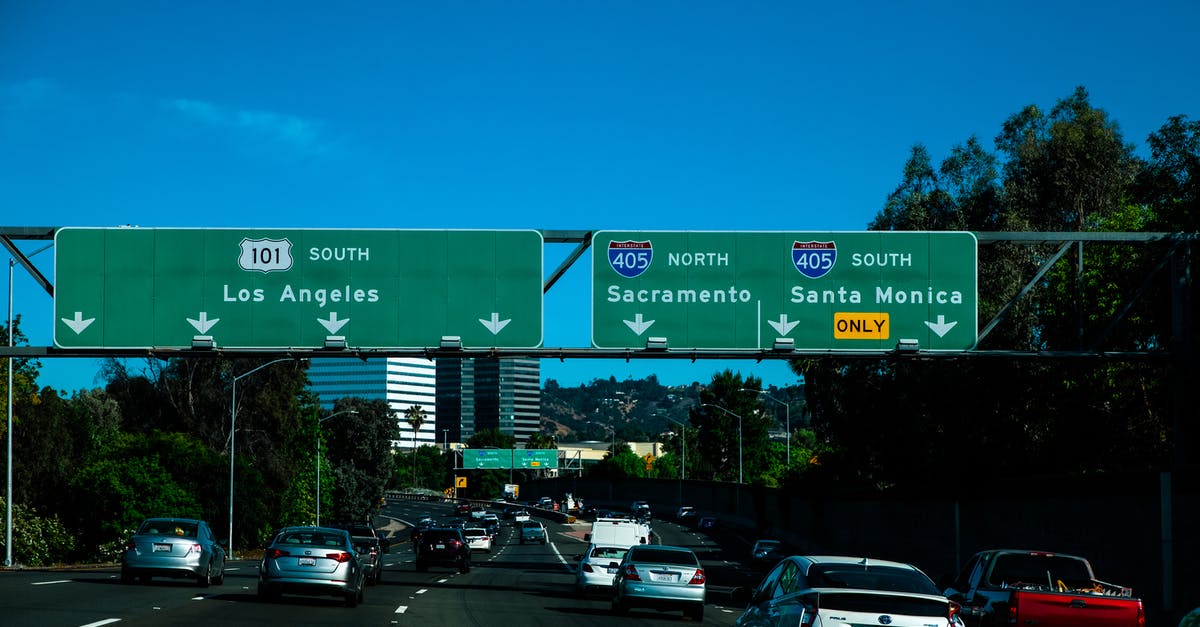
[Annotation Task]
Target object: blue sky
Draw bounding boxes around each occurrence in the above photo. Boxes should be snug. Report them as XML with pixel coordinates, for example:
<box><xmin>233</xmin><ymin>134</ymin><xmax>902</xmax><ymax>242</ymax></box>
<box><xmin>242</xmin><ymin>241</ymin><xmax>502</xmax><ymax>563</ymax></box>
<box><xmin>2</xmin><ymin>1</ymin><xmax>1197</xmax><ymax>392</ymax></box>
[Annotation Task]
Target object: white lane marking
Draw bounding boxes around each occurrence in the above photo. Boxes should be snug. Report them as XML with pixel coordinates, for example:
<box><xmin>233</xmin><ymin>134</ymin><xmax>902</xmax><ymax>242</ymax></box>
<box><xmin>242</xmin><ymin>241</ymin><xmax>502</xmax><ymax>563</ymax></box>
<box><xmin>32</xmin><ymin>580</ymin><xmax>70</xmax><ymax>585</ymax></box>
<box><xmin>224</xmin><ymin>567</ymin><xmax>241</xmax><ymax>571</ymax></box>
<box><xmin>80</xmin><ymin>620</ymin><xmax>122</xmax><ymax>627</ymax></box>
<box><xmin>416</xmin><ymin>588</ymin><xmax>428</xmax><ymax>594</ymax></box>
<box><xmin>437</xmin><ymin>578</ymin><xmax>449</xmax><ymax>583</ymax></box>
<box><xmin>548</xmin><ymin>540</ymin><xmax>572</xmax><ymax>572</ymax></box>
<box><xmin>395</xmin><ymin>606</ymin><xmax>408</xmax><ymax>614</ymax></box>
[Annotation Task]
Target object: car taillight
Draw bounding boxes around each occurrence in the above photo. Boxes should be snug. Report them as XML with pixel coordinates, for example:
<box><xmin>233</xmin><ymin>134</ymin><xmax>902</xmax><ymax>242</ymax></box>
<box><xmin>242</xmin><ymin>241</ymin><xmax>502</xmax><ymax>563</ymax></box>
<box><xmin>623</xmin><ymin>564</ymin><xmax>641</xmax><ymax>581</ymax></box>
<box><xmin>266</xmin><ymin>548</ymin><xmax>290</xmax><ymax>559</ymax></box>
<box><xmin>1136</xmin><ymin>600</ymin><xmax>1145</xmax><ymax>627</ymax></box>
<box><xmin>581</xmin><ymin>563</ymin><xmax>594</xmax><ymax>573</ymax></box>
<box><xmin>688</xmin><ymin>568</ymin><xmax>706</xmax><ymax>585</ymax></box>
<box><xmin>187</xmin><ymin>543</ymin><xmax>202</xmax><ymax>555</ymax></box>
<box><xmin>327</xmin><ymin>552</ymin><xmax>353</xmax><ymax>563</ymax></box>
<box><xmin>948</xmin><ymin>601</ymin><xmax>961</xmax><ymax>623</ymax></box>
<box><xmin>124</xmin><ymin>540</ymin><xmax>137</xmax><ymax>551</ymax></box>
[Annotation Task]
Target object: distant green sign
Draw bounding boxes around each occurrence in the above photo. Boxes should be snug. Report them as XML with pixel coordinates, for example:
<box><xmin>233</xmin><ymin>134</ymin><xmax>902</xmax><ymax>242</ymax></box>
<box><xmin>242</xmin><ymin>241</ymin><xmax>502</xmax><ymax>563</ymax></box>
<box><xmin>462</xmin><ymin>449</ymin><xmax>513</xmax><ymax>469</ymax></box>
<box><xmin>461</xmin><ymin>449</ymin><xmax>558</xmax><ymax>469</ymax></box>
<box><xmin>592</xmin><ymin>230</ymin><xmax>977</xmax><ymax>351</ymax></box>
<box><xmin>515</xmin><ymin>449</ymin><xmax>558</xmax><ymax>469</ymax></box>
<box><xmin>54</xmin><ymin>227</ymin><xmax>543</xmax><ymax>350</ymax></box>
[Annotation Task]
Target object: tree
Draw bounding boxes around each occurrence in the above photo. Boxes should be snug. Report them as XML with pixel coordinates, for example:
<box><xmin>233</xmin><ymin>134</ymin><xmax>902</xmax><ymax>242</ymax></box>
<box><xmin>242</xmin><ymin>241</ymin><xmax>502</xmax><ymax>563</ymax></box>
<box><xmin>324</xmin><ymin>398</ymin><xmax>399</xmax><ymax>521</ymax></box>
<box><xmin>689</xmin><ymin>370</ymin><xmax>771</xmax><ymax>483</ymax></box>
<box><xmin>403</xmin><ymin>403</ymin><xmax>427</xmax><ymax>485</ymax></box>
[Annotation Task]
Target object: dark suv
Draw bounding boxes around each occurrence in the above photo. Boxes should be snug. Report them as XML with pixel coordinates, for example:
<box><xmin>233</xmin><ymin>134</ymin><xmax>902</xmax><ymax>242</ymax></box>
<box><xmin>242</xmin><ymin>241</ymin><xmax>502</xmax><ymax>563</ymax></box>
<box><xmin>325</xmin><ymin>521</ymin><xmax>389</xmax><ymax>585</ymax></box>
<box><xmin>415</xmin><ymin>528</ymin><xmax>471</xmax><ymax>573</ymax></box>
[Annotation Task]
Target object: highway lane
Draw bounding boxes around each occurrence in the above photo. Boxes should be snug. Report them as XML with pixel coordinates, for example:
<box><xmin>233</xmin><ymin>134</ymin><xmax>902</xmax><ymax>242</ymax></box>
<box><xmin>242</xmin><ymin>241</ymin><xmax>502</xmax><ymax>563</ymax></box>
<box><xmin>0</xmin><ymin>499</ymin><xmax>756</xmax><ymax>626</ymax></box>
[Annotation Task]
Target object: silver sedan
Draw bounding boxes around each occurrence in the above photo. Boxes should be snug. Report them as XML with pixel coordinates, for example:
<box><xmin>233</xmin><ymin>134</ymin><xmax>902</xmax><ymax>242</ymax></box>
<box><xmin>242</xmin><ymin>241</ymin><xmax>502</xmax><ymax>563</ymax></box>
<box><xmin>258</xmin><ymin>526</ymin><xmax>367</xmax><ymax>607</ymax></box>
<box><xmin>120</xmin><ymin>517</ymin><xmax>226</xmax><ymax>586</ymax></box>
<box><xmin>611</xmin><ymin>544</ymin><xmax>706</xmax><ymax>621</ymax></box>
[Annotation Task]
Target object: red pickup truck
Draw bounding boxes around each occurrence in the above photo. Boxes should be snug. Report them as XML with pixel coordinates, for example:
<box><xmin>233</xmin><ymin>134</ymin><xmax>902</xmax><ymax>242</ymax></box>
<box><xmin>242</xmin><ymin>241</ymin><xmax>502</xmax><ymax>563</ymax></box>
<box><xmin>942</xmin><ymin>549</ymin><xmax>1144</xmax><ymax>627</ymax></box>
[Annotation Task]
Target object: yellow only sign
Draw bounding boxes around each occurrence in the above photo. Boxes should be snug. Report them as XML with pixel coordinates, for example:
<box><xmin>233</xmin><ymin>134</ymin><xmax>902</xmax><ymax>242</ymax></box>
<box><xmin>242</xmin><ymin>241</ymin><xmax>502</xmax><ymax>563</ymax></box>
<box><xmin>833</xmin><ymin>312</ymin><xmax>890</xmax><ymax>339</ymax></box>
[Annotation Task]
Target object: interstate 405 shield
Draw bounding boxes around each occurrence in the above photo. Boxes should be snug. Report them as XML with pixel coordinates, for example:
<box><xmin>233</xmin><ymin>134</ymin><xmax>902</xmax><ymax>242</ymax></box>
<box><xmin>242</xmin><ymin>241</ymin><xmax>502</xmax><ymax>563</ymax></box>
<box><xmin>591</xmin><ymin>230</ymin><xmax>977</xmax><ymax>351</ymax></box>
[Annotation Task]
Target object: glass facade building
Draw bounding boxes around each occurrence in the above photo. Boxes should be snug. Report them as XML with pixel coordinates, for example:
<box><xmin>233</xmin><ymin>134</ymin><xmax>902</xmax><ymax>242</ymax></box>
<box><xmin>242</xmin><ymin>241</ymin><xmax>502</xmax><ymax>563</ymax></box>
<box><xmin>307</xmin><ymin>357</ymin><xmax>438</xmax><ymax>449</ymax></box>
<box><xmin>308</xmin><ymin>357</ymin><xmax>540</xmax><ymax>448</ymax></box>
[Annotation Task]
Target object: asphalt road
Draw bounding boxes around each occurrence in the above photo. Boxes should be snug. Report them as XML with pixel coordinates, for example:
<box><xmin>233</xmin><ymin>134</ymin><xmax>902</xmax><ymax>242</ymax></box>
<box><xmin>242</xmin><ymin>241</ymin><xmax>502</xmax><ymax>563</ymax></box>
<box><xmin>0</xmin><ymin>500</ymin><xmax>766</xmax><ymax>626</ymax></box>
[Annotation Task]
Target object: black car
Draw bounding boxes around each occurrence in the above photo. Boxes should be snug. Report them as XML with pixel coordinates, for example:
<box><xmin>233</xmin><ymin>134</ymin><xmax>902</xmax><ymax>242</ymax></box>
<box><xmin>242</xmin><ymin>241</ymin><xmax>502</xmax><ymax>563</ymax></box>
<box><xmin>410</xmin><ymin>518</ymin><xmax>437</xmax><ymax>544</ymax></box>
<box><xmin>325</xmin><ymin>521</ymin><xmax>389</xmax><ymax>585</ymax></box>
<box><xmin>415</xmin><ymin>528</ymin><xmax>471</xmax><ymax>573</ymax></box>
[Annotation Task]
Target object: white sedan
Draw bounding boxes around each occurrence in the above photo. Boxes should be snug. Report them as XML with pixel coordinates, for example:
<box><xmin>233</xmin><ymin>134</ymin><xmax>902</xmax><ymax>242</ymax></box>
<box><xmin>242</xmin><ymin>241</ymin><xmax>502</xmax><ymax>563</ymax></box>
<box><xmin>462</xmin><ymin>527</ymin><xmax>492</xmax><ymax>553</ymax></box>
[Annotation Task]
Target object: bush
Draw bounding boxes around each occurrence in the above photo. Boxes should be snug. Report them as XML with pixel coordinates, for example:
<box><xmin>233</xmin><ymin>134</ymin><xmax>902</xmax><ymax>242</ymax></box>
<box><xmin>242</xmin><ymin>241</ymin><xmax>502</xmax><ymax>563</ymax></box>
<box><xmin>0</xmin><ymin>498</ymin><xmax>76</xmax><ymax>566</ymax></box>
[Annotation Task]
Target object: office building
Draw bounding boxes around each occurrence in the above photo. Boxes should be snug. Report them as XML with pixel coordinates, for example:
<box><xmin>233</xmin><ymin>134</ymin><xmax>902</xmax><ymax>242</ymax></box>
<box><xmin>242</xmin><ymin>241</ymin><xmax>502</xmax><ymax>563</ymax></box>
<box><xmin>308</xmin><ymin>356</ymin><xmax>540</xmax><ymax>448</ymax></box>
<box><xmin>307</xmin><ymin>357</ymin><xmax>438</xmax><ymax>449</ymax></box>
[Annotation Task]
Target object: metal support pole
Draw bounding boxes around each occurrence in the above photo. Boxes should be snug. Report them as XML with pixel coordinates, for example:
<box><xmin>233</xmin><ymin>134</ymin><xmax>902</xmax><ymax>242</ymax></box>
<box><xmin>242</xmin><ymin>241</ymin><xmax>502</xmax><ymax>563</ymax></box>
<box><xmin>228</xmin><ymin>377</ymin><xmax>236</xmax><ymax>556</ymax></box>
<box><xmin>5</xmin><ymin>259</ymin><xmax>13</xmax><ymax>567</ymax></box>
<box><xmin>229</xmin><ymin>358</ymin><xmax>295</xmax><ymax>559</ymax></box>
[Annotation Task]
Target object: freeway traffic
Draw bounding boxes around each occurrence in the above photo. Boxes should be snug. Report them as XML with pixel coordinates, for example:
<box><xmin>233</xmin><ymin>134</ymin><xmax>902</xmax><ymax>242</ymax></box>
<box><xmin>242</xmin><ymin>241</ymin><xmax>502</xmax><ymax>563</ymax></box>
<box><xmin>0</xmin><ymin>498</ymin><xmax>759</xmax><ymax>626</ymax></box>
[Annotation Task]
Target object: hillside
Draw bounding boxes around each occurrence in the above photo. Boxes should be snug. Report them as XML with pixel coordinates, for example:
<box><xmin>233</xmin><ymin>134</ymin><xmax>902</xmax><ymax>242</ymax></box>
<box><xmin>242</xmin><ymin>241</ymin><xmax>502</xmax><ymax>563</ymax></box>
<box><xmin>541</xmin><ymin>375</ymin><xmax>803</xmax><ymax>443</ymax></box>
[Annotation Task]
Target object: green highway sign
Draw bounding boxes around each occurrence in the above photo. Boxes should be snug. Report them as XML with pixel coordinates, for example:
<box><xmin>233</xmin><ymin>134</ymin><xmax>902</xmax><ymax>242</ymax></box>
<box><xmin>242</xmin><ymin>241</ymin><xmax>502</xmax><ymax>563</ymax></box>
<box><xmin>515</xmin><ymin>449</ymin><xmax>558</xmax><ymax>469</ymax></box>
<box><xmin>592</xmin><ymin>230</ymin><xmax>977</xmax><ymax>351</ymax></box>
<box><xmin>462</xmin><ymin>449</ymin><xmax>513</xmax><ymax>469</ymax></box>
<box><xmin>54</xmin><ymin>228</ymin><xmax>543</xmax><ymax>349</ymax></box>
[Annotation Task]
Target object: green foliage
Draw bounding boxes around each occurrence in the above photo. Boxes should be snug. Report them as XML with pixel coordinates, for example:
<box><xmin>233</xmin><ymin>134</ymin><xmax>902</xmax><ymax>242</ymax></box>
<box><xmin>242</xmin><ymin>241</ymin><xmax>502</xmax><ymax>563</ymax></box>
<box><xmin>69</xmin><ymin>439</ymin><xmax>202</xmax><ymax>556</ymax></box>
<box><xmin>325</xmin><ymin>398</ymin><xmax>400</xmax><ymax>521</ymax></box>
<box><xmin>0</xmin><ymin>497</ymin><xmax>75</xmax><ymax>566</ymax></box>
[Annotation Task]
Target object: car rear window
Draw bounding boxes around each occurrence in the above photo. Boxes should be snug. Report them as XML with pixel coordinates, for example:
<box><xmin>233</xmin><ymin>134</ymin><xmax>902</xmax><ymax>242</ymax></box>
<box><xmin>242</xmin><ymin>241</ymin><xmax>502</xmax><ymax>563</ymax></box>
<box><xmin>139</xmin><ymin>521</ymin><xmax>197</xmax><ymax>538</ymax></box>
<box><xmin>591</xmin><ymin>547</ymin><xmax>628</xmax><ymax>560</ymax></box>
<box><xmin>630</xmin><ymin>548</ymin><xmax>698</xmax><ymax>566</ymax></box>
<box><xmin>278</xmin><ymin>531</ymin><xmax>346</xmax><ymax>547</ymax></box>
<box><xmin>808</xmin><ymin>564</ymin><xmax>940</xmax><ymax>595</ymax></box>
<box><xmin>987</xmin><ymin>553</ymin><xmax>1092</xmax><ymax>587</ymax></box>
<box><xmin>424</xmin><ymin>530</ymin><xmax>460</xmax><ymax>542</ymax></box>
<box><xmin>464</xmin><ymin>529</ymin><xmax>486</xmax><ymax>537</ymax></box>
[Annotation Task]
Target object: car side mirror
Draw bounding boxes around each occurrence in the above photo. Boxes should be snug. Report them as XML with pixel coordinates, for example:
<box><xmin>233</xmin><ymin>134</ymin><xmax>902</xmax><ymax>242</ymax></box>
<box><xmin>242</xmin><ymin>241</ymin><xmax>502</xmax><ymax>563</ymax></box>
<box><xmin>730</xmin><ymin>586</ymin><xmax>752</xmax><ymax>607</ymax></box>
<box><xmin>583</xmin><ymin>533</ymin><xmax>591</xmax><ymax>542</ymax></box>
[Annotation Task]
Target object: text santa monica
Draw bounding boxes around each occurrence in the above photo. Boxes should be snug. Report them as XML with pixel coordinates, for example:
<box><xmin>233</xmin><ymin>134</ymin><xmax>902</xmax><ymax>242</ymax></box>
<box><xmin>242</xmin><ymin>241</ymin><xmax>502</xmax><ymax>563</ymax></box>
<box><xmin>790</xmin><ymin>285</ymin><xmax>963</xmax><ymax>304</ymax></box>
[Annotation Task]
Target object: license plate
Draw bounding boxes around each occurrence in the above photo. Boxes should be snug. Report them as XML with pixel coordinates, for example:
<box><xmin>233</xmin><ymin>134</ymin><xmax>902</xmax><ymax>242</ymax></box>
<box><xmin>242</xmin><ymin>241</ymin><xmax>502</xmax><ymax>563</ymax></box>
<box><xmin>436</xmin><ymin>544</ymin><xmax>446</xmax><ymax>549</ymax></box>
<box><xmin>606</xmin><ymin>567</ymin><xmax>618</xmax><ymax>574</ymax></box>
<box><xmin>153</xmin><ymin>543</ymin><xmax>171</xmax><ymax>553</ymax></box>
<box><xmin>299</xmin><ymin>557</ymin><xmax>316</xmax><ymax>566</ymax></box>
<box><xmin>649</xmin><ymin>571</ymin><xmax>679</xmax><ymax>582</ymax></box>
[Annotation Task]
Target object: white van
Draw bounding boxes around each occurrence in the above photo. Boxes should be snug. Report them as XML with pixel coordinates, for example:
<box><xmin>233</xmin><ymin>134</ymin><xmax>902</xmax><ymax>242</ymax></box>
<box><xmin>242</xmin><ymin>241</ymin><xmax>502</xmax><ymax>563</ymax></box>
<box><xmin>584</xmin><ymin>517</ymin><xmax>651</xmax><ymax>549</ymax></box>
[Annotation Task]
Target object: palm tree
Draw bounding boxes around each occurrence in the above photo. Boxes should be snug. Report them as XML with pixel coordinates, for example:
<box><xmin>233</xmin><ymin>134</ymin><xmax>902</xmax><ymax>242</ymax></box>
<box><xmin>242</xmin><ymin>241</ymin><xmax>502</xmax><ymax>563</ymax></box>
<box><xmin>405</xmin><ymin>404</ymin><xmax>427</xmax><ymax>486</ymax></box>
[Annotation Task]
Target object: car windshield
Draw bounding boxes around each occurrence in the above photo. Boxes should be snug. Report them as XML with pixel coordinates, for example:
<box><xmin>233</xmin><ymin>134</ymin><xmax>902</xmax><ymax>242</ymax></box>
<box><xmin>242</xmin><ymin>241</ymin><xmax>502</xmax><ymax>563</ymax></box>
<box><xmin>808</xmin><ymin>564</ymin><xmax>940</xmax><ymax>595</ymax></box>
<box><xmin>630</xmin><ymin>548</ymin><xmax>697</xmax><ymax>566</ymax></box>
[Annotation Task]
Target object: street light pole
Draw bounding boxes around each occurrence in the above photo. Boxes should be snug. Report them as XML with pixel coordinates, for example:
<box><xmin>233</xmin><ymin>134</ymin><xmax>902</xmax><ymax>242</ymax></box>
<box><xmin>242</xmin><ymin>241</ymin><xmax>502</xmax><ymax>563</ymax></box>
<box><xmin>701</xmin><ymin>404</ymin><xmax>742</xmax><ymax>484</ymax></box>
<box><xmin>316</xmin><ymin>410</ymin><xmax>358</xmax><ymax>526</ymax></box>
<box><xmin>229</xmin><ymin>358</ymin><xmax>297</xmax><ymax>558</ymax></box>
<box><xmin>5</xmin><ymin>258</ymin><xmax>12</xmax><ymax>568</ymax></box>
<box><xmin>741</xmin><ymin>388</ymin><xmax>790</xmax><ymax>467</ymax></box>
<box><xmin>665</xmin><ymin>417</ymin><xmax>686</xmax><ymax>508</ymax></box>
<box><xmin>6</xmin><ymin>243</ymin><xmax>52</xmax><ymax>568</ymax></box>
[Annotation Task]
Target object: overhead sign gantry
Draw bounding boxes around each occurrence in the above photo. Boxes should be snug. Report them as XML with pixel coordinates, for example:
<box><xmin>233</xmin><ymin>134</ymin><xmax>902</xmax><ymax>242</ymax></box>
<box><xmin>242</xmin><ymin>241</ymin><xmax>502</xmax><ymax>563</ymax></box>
<box><xmin>591</xmin><ymin>230</ymin><xmax>977</xmax><ymax>351</ymax></box>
